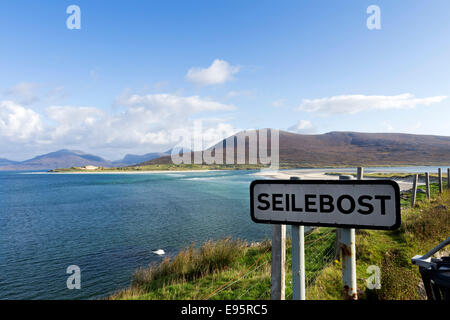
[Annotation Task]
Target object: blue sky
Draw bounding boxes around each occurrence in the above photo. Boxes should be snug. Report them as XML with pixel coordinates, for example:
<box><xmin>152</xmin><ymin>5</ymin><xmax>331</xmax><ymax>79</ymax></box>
<box><xmin>1</xmin><ymin>0</ymin><xmax>450</xmax><ymax>160</ymax></box>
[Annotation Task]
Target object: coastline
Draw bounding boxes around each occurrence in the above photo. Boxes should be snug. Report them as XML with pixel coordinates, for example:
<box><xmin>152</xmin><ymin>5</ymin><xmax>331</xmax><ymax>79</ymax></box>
<box><xmin>33</xmin><ymin>169</ymin><xmax>224</xmax><ymax>175</ymax></box>
<box><xmin>251</xmin><ymin>168</ymin><xmax>416</xmax><ymax>191</ymax></box>
<box><xmin>27</xmin><ymin>166</ymin><xmax>441</xmax><ymax>191</ymax></box>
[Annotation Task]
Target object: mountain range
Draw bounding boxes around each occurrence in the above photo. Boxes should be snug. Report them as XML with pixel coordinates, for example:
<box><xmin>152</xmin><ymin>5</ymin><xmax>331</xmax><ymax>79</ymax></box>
<box><xmin>2</xmin><ymin>130</ymin><xmax>450</xmax><ymax>171</ymax></box>
<box><xmin>0</xmin><ymin>149</ymin><xmax>170</xmax><ymax>171</ymax></box>
<box><xmin>143</xmin><ymin>130</ymin><xmax>450</xmax><ymax>167</ymax></box>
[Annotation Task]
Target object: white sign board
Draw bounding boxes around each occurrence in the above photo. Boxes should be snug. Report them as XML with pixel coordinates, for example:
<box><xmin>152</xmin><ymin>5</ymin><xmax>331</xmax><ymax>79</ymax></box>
<box><xmin>250</xmin><ymin>180</ymin><xmax>400</xmax><ymax>230</ymax></box>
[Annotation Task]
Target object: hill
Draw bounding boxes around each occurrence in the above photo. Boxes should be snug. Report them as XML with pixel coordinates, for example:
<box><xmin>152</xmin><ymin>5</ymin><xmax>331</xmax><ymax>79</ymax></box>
<box><xmin>0</xmin><ymin>149</ymin><xmax>176</xmax><ymax>171</ymax></box>
<box><xmin>112</xmin><ymin>150</ymin><xmax>171</xmax><ymax>166</ymax></box>
<box><xmin>140</xmin><ymin>130</ymin><xmax>450</xmax><ymax>167</ymax></box>
<box><xmin>0</xmin><ymin>149</ymin><xmax>112</xmax><ymax>171</ymax></box>
<box><xmin>0</xmin><ymin>158</ymin><xmax>19</xmax><ymax>166</ymax></box>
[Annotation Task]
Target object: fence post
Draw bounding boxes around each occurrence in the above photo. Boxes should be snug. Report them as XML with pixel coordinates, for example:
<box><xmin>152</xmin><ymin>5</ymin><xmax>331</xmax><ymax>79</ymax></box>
<box><xmin>271</xmin><ymin>224</ymin><xmax>285</xmax><ymax>300</ymax></box>
<box><xmin>448</xmin><ymin>168</ymin><xmax>450</xmax><ymax>189</ymax></box>
<box><xmin>357</xmin><ymin>167</ymin><xmax>364</xmax><ymax>180</ymax></box>
<box><xmin>438</xmin><ymin>168</ymin><xmax>443</xmax><ymax>193</ymax></box>
<box><xmin>411</xmin><ymin>174</ymin><xmax>418</xmax><ymax>207</ymax></box>
<box><xmin>335</xmin><ymin>229</ymin><xmax>341</xmax><ymax>261</ymax></box>
<box><xmin>425</xmin><ymin>172</ymin><xmax>430</xmax><ymax>200</ymax></box>
<box><xmin>339</xmin><ymin>174</ymin><xmax>357</xmax><ymax>300</ymax></box>
<box><xmin>290</xmin><ymin>176</ymin><xmax>305</xmax><ymax>300</ymax></box>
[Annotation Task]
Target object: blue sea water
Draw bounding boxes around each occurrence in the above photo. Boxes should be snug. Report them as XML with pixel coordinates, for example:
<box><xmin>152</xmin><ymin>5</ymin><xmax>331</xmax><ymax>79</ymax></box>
<box><xmin>0</xmin><ymin>170</ymin><xmax>271</xmax><ymax>300</ymax></box>
<box><xmin>0</xmin><ymin>166</ymin><xmax>448</xmax><ymax>300</ymax></box>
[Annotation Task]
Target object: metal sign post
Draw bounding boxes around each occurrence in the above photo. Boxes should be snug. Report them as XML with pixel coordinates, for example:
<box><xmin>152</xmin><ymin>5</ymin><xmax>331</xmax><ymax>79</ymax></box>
<box><xmin>338</xmin><ymin>173</ymin><xmax>358</xmax><ymax>300</ymax></box>
<box><xmin>271</xmin><ymin>224</ymin><xmax>285</xmax><ymax>300</ymax></box>
<box><xmin>340</xmin><ymin>227</ymin><xmax>356</xmax><ymax>299</ymax></box>
<box><xmin>291</xmin><ymin>225</ymin><xmax>305</xmax><ymax>300</ymax></box>
<box><xmin>290</xmin><ymin>176</ymin><xmax>305</xmax><ymax>300</ymax></box>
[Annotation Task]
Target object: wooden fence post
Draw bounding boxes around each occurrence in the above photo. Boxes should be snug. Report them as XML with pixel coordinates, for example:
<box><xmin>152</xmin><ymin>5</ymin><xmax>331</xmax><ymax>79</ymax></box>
<box><xmin>411</xmin><ymin>174</ymin><xmax>418</xmax><ymax>207</ymax></box>
<box><xmin>271</xmin><ymin>224</ymin><xmax>285</xmax><ymax>300</ymax></box>
<box><xmin>448</xmin><ymin>168</ymin><xmax>450</xmax><ymax>189</ymax></box>
<box><xmin>425</xmin><ymin>172</ymin><xmax>430</xmax><ymax>200</ymax></box>
<box><xmin>438</xmin><ymin>168</ymin><xmax>443</xmax><ymax>194</ymax></box>
<box><xmin>357</xmin><ymin>167</ymin><xmax>364</xmax><ymax>180</ymax></box>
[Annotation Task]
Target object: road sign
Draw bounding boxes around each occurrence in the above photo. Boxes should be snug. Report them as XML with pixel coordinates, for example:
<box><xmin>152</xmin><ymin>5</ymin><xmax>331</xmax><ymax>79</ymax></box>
<box><xmin>250</xmin><ymin>180</ymin><xmax>400</xmax><ymax>230</ymax></box>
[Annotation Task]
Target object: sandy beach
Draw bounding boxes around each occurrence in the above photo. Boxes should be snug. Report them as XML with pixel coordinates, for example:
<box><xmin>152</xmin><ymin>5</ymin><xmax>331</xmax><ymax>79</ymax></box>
<box><xmin>252</xmin><ymin>168</ymin><xmax>414</xmax><ymax>191</ymax></box>
<box><xmin>31</xmin><ymin>169</ymin><xmax>222</xmax><ymax>175</ymax></box>
<box><xmin>36</xmin><ymin>167</ymin><xmax>416</xmax><ymax>191</ymax></box>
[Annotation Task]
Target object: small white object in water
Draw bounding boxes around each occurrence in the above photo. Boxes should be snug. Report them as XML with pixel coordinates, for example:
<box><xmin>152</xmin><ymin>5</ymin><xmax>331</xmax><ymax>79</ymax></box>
<box><xmin>152</xmin><ymin>249</ymin><xmax>165</xmax><ymax>256</ymax></box>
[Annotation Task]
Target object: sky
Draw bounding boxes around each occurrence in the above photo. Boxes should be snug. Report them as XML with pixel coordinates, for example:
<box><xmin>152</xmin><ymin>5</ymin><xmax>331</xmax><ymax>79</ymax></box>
<box><xmin>1</xmin><ymin>0</ymin><xmax>450</xmax><ymax>161</ymax></box>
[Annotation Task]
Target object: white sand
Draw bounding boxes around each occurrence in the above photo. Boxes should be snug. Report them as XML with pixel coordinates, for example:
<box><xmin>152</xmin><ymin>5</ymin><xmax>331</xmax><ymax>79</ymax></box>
<box><xmin>252</xmin><ymin>169</ymin><xmax>413</xmax><ymax>191</ymax></box>
<box><xmin>36</xmin><ymin>168</ymin><xmax>414</xmax><ymax>191</ymax></box>
<box><xmin>32</xmin><ymin>169</ymin><xmax>221</xmax><ymax>175</ymax></box>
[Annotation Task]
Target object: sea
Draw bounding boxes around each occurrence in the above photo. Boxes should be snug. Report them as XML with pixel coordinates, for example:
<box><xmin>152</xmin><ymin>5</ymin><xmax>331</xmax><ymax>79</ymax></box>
<box><xmin>0</xmin><ymin>166</ymin><xmax>447</xmax><ymax>299</ymax></box>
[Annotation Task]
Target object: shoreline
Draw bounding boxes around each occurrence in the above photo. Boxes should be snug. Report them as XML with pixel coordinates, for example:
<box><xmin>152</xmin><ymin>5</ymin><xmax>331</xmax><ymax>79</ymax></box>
<box><xmin>30</xmin><ymin>169</ymin><xmax>224</xmax><ymax>175</ymax></box>
<box><xmin>252</xmin><ymin>169</ymin><xmax>417</xmax><ymax>191</ymax></box>
<box><xmin>23</xmin><ymin>167</ymin><xmax>445</xmax><ymax>191</ymax></box>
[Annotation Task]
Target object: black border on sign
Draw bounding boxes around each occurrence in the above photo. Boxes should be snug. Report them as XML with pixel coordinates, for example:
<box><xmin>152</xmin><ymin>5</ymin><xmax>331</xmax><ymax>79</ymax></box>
<box><xmin>250</xmin><ymin>179</ymin><xmax>401</xmax><ymax>230</ymax></box>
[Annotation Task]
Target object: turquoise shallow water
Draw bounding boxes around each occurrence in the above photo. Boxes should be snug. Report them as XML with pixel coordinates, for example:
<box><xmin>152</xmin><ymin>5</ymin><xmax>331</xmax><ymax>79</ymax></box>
<box><xmin>0</xmin><ymin>165</ymin><xmax>448</xmax><ymax>299</ymax></box>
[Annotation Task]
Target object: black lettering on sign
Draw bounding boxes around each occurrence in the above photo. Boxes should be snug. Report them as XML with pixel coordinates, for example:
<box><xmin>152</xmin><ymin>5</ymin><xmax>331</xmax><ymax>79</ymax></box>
<box><xmin>320</xmin><ymin>194</ymin><xmax>334</xmax><ymax>213</ymax></box>
<box><xmin>337</xmin><ymin>195</ymin><xmax>355</xmax><ymax>214</ymax></box>
<box><xmin>291</xmin><ymin>194</ymin><xmax>303</xmax><ymax>212</ymax></box>
<box><xmin>358</xmin><ymin>195</ymin><xmax>374</xmax><ymax>215</ymax></box>
<box><xmin>272</xmin><ymin>194</ymin><xmax>283</xmax><ymax>211</ymax></box>
<box><xmin>304</xmin><ymin>194</ymin><xmax>317</xmax><ymax>212</ymax></box>
<box><xmin>375</xmin><ymin>195</ymin><xmax>391</xmax><ymax>215</ymax></box>
<box><xmin>257</xmin><ymin>193</ymin><xmax>270</xmax><ymax>210</ymax></box>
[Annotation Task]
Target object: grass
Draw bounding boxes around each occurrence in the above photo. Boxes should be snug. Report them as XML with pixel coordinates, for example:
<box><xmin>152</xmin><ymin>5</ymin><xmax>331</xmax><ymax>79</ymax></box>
<box><xmin>400</xmin><ymin>182</ymin><xmax>447</xmax><ymax>207</ymax></box>
<box><xmin>109</xmin><ymin>228</ymin><xmax>337</xmax><ymax>300</ymax></box>
<box><xmin>325</xmin><ymin>172</ymin><xmax>448</xmax><ymax>179</ymax></box>
<box><xmin>108</xmin><ymin>238</ymin><xmax>273</xmax><ymax>300</ymax></box>
<box><xmin>308</xmin><ymin>189</ymin><xmax>450</xmax><ymax>300</ymax></box>
<box><xmin>109</xmin><ymin>188</ymin><xmax>450</xmax><ymax>300</ymax></box>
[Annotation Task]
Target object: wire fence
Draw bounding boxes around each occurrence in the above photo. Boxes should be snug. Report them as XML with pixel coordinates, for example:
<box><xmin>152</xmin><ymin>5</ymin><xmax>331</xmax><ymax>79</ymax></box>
<box><xmin>203</xmin><ymin>227</ymin><xmax>337</xmax><ymax>300</ymax></box>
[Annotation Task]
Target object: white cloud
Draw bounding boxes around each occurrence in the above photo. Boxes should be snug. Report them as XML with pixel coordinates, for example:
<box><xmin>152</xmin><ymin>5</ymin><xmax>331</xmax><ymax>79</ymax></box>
<box><xmin>46</xmin><ymin>106</ymin><xmax>105</xmax><ymax>143</ymax></box>
<box><xmin>186</xmin><ymin>59</ymin><xmax>240</xmax><ymax>86</ymax></box>
<box><xmin>272</xmin><ymin>99</ymin><xmax>286</xmax><ymax>108</ymax></box>
<box><xmin>287</xmin><ymin>120</ymin><xmax>316</xmax><ymax>134</ymax></box>
<box><xmin>0</xmin><ymin>92</ymin><xmax>238</xmax><ymax>160</ymax></box>
<box><xmin>382</xmin><ymin>121</ymin><xmax>394</xmax><ymax>132</ymax></box>
<box><xmin>4</xmin><ymin>82</ymin><xmax>40</xmax><ymax>105</ymax></box>
<box><xmin>0</xmin><ymin>100</ymin><xmax>43</xmax><ymax>140</ymax></box>
<box><xmin>296</xmin><ymin>93</ymin><xmax>447</xmax><ymax>115</ymax></box>
<box><xmin>226</xmin><ymin>90</ymin><xmax>253</xmax><ymax>98</ymax></box>
<box><xmin>117</xmin><ymin>93</ymin><xmax>236</xmax><ymax>114</ymax></box>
